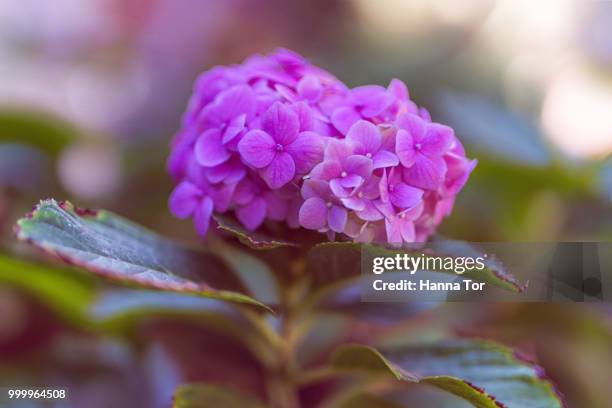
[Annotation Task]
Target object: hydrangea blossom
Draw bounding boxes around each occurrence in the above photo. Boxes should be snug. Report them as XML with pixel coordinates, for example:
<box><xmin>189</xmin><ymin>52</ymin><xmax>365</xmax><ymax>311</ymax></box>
<box><xmin>167</xmin><ymin>48</ymin><xmax>475</xmax><ymax>244</ymax></box>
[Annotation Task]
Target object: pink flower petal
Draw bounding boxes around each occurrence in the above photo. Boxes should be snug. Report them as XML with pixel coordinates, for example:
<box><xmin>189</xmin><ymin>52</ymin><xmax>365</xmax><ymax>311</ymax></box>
<box><xmin>395</xmin><ymin>129</ymin><xmax>416</xmax><ymax>168</ymax></box>
<box><xmin>260</xmin><ymin>152</ymin><xmax>296</xmax><ymax>189</ymax></box>
<box><xmin>388</xmin><ymin>78</ymin><xmax>408</xmax><ymax>100</ymax></box>
<box><xmin>356</xmin><ymin>201</ymin><xmax>384</xmax><ymax>221</ymax></box>
<box><xmin>193</xmin><ymin>196</ymin><xmax>214</xmax><ymax>236</ymax></box>
<box><xmin>331</xmin><ymin>106</ymin><xmax>360</xmax><ymax>134</ymax></box>
<box><xmin>390</xmin><ymin>183</ymin><xmax>423</xmax><ymax>209</ymax></box>
<box><xmin>222</xmin><ymin>114</ymin><xmax>246</xmax><ymax>144</ymax></box>
<box><xmin>400</xmin><ymin>219</ymin><xmax>416</xmax><ymax>242</ymax></box>
<box><xmin>422</xmin><ymin>124</ymin><xmax>454</xmax><ymax>156</ymax></box>
<box><xmin>297</xmin><ymin>75</ymin><xmax>322</xmax><ymax>101</ymax></box>
<box><xmin>195</xmin><ymin>129</ymin><xmax>230</xmax><ymax>167</ymax></box>
<box><xmin>396</xmin><ymin>113</ymin><xmax>427</xmax><ymax>140</ymax></box>
<box><xmin>236</xmin><ymin>196</ymin><xmax>267</xmax><ymax>231</ymax></box>
<box><xmin>238</xmin><ymin>130</ymin><xmax>276</xmax><ymax>168</ymax></box>
<box><xmin>206</xmin><ymin>158</ymin><xmax>246</xmax><ymax>184</ymax></box>
<box><xmin>262</xmin><ymin>102</ymin><xmax>299</xmax><ymax>145</ymax></box>
<box><xmin>328</xmin><ymin>205</ymin><xmax>348</xmax><ymax>233</ymax></box>
<box><xmin>169</xmin><ymin>181</ymin><xmax>201</xmax><ymax>218</ymax></box>
<box><xmin>330</xmin><ymin>178</ymin><xmax>351</xmax><ymax>198</ymax></box>
<box><xmin>403</xmin><ymin>154</ymin><xmax>447</xmax><ymax>190</ymax></box>
<box><xmin>286</xmin><ymin>131</ymin><xmax>324</xmax><ymax>173</ymax></box>
<box><xmin>299</xmin><ymin>197</ymin><xmax>327</xmax><ymax>230</ymax></box>
<box><xmin>346</xmin><ymin>120</ymin><xmax>381</xmax><ymax>155</ymax></box>
<box><xmin>341</xmin><ymin>196</ymin><xmax>366</xmax><ymax>211</ymax></box>
<box><xmin>372</xmin><ymin>150</ymin><xmax>399</xmax><ymax>169</ymax></box>
<box><xmin>385</xmin><ymin>218</ymin><xmax>402</xmax><ymax>243</ymax></box>
<box><xmin>344</xmin><ymin>155</ymin><xmax>373</xmax><ymax>178</ymax></box>
<box><xmin>339</xmin><ymin>173</ymin><xmax>363</xmax><ymax>188</ymax></box>
<box><xmin>301</xmin><ymin>179</ymin><xmax>332</xmax><ymax>201</ymax></box>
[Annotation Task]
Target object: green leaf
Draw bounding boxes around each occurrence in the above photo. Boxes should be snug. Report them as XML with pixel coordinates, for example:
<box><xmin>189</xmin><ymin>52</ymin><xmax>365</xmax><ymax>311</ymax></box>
<box><xmin>0</xmin><ymin>109</ymin><xmax>76</xmax><ymax>157</ymax></box>
<box><xmin>173</xmin><ymin>383</ymin><xmax>266</xmax><ymax>408</ymax></box>
<box><xmin>15</xmin><ymin>199</ymin><xmax>270</xmax><ymax>310</ymax></box>
<box><xmin>331</xmin><ymin>340</ymin><xmax>564</xmax><ymax>408</ymax></box>
<box><xmin>90</xmin><ymin>289</ymin><xmax>250</xmax><ymax>330</ymax></box>
<box><xmin>0</xmin><ymin>254</ymin><xmax>94</xmax><ymax>326</ymax></box>
<box><xmin>213</xmin><ymin>214</ymin><xmax>298</xmax><ymax>250</ymax></box>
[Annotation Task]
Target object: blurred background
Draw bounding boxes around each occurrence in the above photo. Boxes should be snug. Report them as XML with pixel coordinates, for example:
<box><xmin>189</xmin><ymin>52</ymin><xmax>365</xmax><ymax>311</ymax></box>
<box><xmin>0</xmin><ymin>0</ymin><xmax>610</xmax><ymax>407</ymax></box>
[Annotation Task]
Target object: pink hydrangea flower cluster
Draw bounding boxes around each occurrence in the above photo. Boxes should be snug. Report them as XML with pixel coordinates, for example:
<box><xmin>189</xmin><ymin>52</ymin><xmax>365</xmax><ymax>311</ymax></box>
<box><xmin>167</xmin><ymin>49</ymin><xmax>475</xmax><ymax>244</ymax></box>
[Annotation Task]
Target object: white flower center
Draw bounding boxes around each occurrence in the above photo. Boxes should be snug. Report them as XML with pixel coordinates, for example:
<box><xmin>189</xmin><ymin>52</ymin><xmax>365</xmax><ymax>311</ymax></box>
<box><xmin>326</xmin><ymin>201</ymin><xmax>333</xmax><ymax>208</ymax></box>
<box><xmin>341</xmin><ymin>171</ymin><xmax>348</xmax><ymax>177</ymax></box>
<box><xmin>365</xmin><ymin>152</ymin><xmax>372</xmax><ymax>158</ymax></box>
<box><xmin>415</xmin><ymin>143</ymin><xmax>422</xmax><ymax>150</ymax></box>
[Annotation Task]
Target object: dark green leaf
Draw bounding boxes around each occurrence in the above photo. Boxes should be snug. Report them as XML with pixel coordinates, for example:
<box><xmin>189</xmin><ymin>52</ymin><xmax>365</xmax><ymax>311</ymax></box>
<box><xmin>213</xmin><ymin>214</ymin><xmax>298</xmax><ymax>250</ymax></box>
<box><xmin>173</xmin><ymin>383</ymin><xmax>266</xmax><ymax>408</ymax></box>
<box><xmin>331</xmin><ymin>340</ymin><xmax>564</xmax><ymax>408</ymax></box>
<box><xmin>15</xmin><ymin>199</ymin><xmax>269</xmax><ymax>310</ymax></box>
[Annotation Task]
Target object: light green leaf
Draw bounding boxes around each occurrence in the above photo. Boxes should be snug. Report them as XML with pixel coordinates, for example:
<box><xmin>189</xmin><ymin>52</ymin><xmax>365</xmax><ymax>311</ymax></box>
<box><xmin>331</xmin><ymin>340</ymin><xmax>564</xmax><ymax>408</ymax></box>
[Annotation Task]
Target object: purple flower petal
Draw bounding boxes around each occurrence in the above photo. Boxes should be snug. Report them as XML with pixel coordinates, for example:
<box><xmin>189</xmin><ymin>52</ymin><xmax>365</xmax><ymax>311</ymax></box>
<box><xmin>264</xmin><ymin>191</ymin><xmax>289</xmax><ymax>221</ymax></box>
<box><xmin>299</xmin><ymin>197</ymin><xmax>328</xmax><ymax>230</ymax></box>
<box><xmin>344</xmin><ymin>155</ymin><xmax>373</xmax><ymax>178</ymax></box>
<box><xmin>388</xmin><ymin>78</ymin><xmax>408</xmax><ymax>100</ymax></box>
<box><xmin>169</xmin><ymin>181</ymin><xmax>201</xmax><ymax>218</ymax></box>
<box><xmin>372</xmin><ymin>150</ymin><xmax>399</xmax><ymax>169</ymax></box>
<box><xmin>310</xmin><ymin>160</ymin><xmax>342</xmax><ymax>181</ymax></box>
<box><xmin>403</xmin><ymin>154</ymin><xmax>447</xmax><ymax>190</ymax></box>
<box><xmin>346</xmin><ymin>120</ymin><xmax>381</xmax><ymax>154</ymax></box>
<box><xmin>395</xmin><ymin>129</ymin><xmax>416</xmax><ymax>168</ymax></box>
<box><xmin>238</xmin><ymin>130</ymin><xmax>276</xmax><ymax>168</ymax></box>
<box><xmin>193</xmin><ymin>196</ymin><xmax>214</xmax><ymax>237</ymax></box>
<box><xmin>329</xmin><ymin>178</ymin><xmax>351</xmax><ymax>198</ymax></box>
<box><xmin>389</xmin><ymin>183</ymin><xmax>423</xmax><ymax>209</ymax></box>
<box><xmin>233</xmin><ymin>178</ymin><xmax>258</xmax><ymax>205</ymax></box>
<box><xmin>328</xmin><ymin>205</ymin><xmax>347</xmax><ymax>233</ymax></box>
<box><xmin>341</xmin><ymin>196</ymin><xmax>366</xmax><ymax>211</ymax></box>
<box><xmin>236</xmin><ymin>196</ymin><xmax>267</xmax><ymax>231</ymax></box>
<box><xmin>216</xmin><ymin>85</ymin><xmax>256</xmax><ymax>121</ymax></box>
<box><xmin>292</xmin><ymin>102</ymin><xmax>315</xmax><ymax>131</ymax></box>
<box><xmin>351</xmin><ymin>85</ymin><xmax>392</xmax><ymax>117</ymax></box>
<box><xmin>222</xmin><ymin>114</ymin><xmax>246</xmax><ymax>144</ymax></box>
<box><xmin>324</xmin><ymin>139</ymin><xmax>353</xmax><ymax>163</ymax></box>
<box><xmin>396</xmin><ymin>113</ymin><xmax>427</xmax><ymax>140</ymax></box>
<box><xmin>400</xmin><ymin>219</ymin><xmax>416</xmax><ymax>242</ymax></box>
<box><xmin>262</xmin><ymin>102</ymin><xmax>299</xmax><ymax>145</ymax></box>
<box><xmin>297</xmin><ymin>75</ymin><xmax>322</xmax><ymax>101</ymax></box>
<box><xmin>195</xmin><ymin>129</ymin><xmax>230</xmax><ymax>167</ymax></box>
<box><xmin>331</xmin><ymin>106</ymin><xmax>360</xmax><ymax>134</ymax></box>
<box><xmin>356</xmin><ymin>201</ymin><xmax>384</xmax><ymax>221</ymax></box>
<box><xmin>286</xmin><ymin>131</ymin><xmax>324</xmax><ymax>173</ymax></box>
<box><xmin>260</xmin><ymin>152</ymin><xmax>296</xmax><ymax>189</ymax></box>
<box><xmin>206</xmin><ymin>158</ymin><xmax>246</xmax><ymax>184</ymax></box>
<box><xmin>422</xmin><ymin>124</ymin><xmax>454</xmax><ymax>157</ymax></box>
<box><xmin>385</xmin><ymin>218</ymin><xmax>402</xmax><ymax>243</ymax></box>
<box><xmin>302</xmin><ymin>179</ymin><xmax>333</xmax><ymax>202</ymax></box>
<box><xmin>339</xmin><ymin>174</ymin><xmax>363</xmax><ymax>188</ymax></box>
